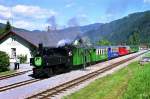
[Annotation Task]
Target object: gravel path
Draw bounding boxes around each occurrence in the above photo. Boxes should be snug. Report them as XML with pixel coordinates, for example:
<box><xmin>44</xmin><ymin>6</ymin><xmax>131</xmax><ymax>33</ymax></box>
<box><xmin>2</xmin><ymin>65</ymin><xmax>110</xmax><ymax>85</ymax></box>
<box><xmin>9</xmin><ymin>63</ymin><xmax>32</xmax><ymax>72</ymax></box>
<box><xmin>0</xmin><ymin>50</ymin><xmax>147</xmax><ymax>99</ymax></box>
<box><xmin>0</xmin><ymin>71</ymin><xmax>33</xmax><ymax>87</ymax></box>
<box><xmin>0</xmin><ymin>64</ymin><xmax>33</xmax><ymax>88</ymax></box>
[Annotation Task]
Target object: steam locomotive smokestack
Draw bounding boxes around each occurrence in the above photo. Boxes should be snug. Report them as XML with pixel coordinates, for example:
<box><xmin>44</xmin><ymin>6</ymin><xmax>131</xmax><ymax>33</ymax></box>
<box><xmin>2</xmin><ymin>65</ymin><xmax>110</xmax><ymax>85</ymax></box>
<box><xmin>47</xmin><ymin>26</ymin><xmax>51</xmax><ymax>32</ymax></box>
<box><xmin>38</xmin><ymin>43</ymin><xmax>43</xmax><ymax>55</ymax></box>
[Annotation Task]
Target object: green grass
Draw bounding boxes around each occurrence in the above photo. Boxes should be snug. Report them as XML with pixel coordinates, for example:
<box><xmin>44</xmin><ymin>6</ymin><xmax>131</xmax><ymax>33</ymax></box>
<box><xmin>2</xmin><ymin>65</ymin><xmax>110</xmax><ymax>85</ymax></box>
<box><xmin>63</xmin><ymin>62</ymin><xmax>150</xmax><ymax>99</ymax></box>
<box><xmin>0</xmin><ymin>70</ymin><xmax>15</xmax><ymax>77</ymax></box>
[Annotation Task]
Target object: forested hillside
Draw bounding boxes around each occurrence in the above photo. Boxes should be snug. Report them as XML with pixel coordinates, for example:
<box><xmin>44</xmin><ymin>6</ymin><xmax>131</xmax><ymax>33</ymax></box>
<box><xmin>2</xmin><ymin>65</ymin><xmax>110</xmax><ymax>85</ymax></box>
<box><xmin>84</xmin><ymin>10</ymin><xmax>150</xmax><ymax>45</ymax></box>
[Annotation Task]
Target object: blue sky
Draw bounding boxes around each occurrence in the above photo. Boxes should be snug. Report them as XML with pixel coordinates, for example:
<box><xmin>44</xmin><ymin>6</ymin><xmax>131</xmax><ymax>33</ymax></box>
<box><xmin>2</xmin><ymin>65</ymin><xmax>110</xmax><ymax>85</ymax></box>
<box><xmin>0</xmin><ymin>0</ymin><xmax>150</xmax><ymax>30</ymax></box>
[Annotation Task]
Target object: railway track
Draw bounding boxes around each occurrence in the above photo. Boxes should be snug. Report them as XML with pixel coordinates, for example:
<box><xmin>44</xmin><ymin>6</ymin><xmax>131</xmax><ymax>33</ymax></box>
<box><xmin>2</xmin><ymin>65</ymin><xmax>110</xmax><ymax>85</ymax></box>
<box><xmin>0</xmin><ymin>78</ymin><xmax>42</xmax><ymax>92</ymax></box>
<box><xmin>27</xmin><ymin>51</ymin><xmax>147</xmax><ymax>99</ymax></box>
<box><xmin>0</xmin><ymin>70</ymin><xmax>32</xmax><ymax>80</ymax></box>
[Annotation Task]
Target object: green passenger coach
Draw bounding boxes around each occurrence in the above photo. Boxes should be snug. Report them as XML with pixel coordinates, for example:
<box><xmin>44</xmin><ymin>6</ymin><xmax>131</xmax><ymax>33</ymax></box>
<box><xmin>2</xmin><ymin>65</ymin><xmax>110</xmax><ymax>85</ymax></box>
<box><xmin>71</xmin><ymin>46</ymin><xmax>108</xmax><ymax>69</ymax></box>
<box><xmin>30</xmin><ymin>43</ymin><xmax>139</xmax><ymax>78</ymax></box>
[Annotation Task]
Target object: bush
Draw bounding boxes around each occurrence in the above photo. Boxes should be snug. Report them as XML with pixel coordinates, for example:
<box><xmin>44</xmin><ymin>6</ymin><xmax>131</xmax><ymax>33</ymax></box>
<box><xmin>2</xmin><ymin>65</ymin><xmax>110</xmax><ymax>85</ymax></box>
<box><xmin>17</xmin><ymin>54</ymin><xmax>27</xmax><ymax>64</ymax></box>
<box><xmin>0</xmin><ymin>51</ymin><xmax>10</xmax><ymax>72</ymax></box>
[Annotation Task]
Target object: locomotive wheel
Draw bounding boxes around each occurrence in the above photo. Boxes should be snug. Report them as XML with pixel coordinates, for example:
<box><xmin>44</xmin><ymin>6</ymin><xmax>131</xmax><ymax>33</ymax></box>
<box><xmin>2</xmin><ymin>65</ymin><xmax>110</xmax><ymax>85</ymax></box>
<box><xmin>52</xmin><ymin>64</ymin><xmax>70</xmax><ymax>74</ymax></box>
<box><xmin>33</xmin><ymin>68</ymin><xmax>53</xmax><ymax>78</ymax></box>
<box><xmin>44</xmin><ymin>68</ymin><xmax>53</xmax><ymax>77</ymax></box>
<box><xmin>33</xmin><ymin>68</ymin><xmax>45</xmax><ymax>78</ymax></box>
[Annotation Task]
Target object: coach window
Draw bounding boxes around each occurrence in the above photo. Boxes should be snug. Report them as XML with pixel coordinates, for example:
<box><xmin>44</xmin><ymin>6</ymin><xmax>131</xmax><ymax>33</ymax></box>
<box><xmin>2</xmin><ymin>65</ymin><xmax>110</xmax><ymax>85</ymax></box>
<box><xmin>96</xmin><ymin>49</ymin><xmax>97</xmax><ymax>55</ymax></box>
<box><xmin>104</xmin><ymin>49</ymin><xmax>106</xmax><ymax>55</ymax></box>
<box><xmin>100</xmin><ymin>49</ymin><xmax>101</xmax><ymax>55</ymax></box>
<box><xmin>96</xmin><ymin>49</ymin><xmax>98</xmax><ymax>55</ymax></box>
<box><xmin>100</xmin><ymin>49</ymin><xmax>102</xmax><ymax>55</ymax></box>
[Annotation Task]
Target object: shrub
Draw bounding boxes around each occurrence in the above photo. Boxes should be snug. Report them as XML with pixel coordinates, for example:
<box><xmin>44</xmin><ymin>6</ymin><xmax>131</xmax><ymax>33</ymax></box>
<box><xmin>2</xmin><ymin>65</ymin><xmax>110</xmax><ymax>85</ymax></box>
<box><xmin>0</xmin><ymin>51</ymin><xmax>10</xmax><ymax>72</ymax></box>
<box><xmin>17</xmin><ymin>54</ymin><xmax>27</xmax><ymax>64</ymax></box>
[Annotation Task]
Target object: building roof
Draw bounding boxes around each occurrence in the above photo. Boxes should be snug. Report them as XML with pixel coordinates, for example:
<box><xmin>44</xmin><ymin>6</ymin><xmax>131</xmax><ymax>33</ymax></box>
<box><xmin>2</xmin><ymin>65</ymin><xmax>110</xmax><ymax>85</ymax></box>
<box><xmin>0</xmin><ymin>28</ymin><xmax>80</xmax><ymax>48</ymax></box>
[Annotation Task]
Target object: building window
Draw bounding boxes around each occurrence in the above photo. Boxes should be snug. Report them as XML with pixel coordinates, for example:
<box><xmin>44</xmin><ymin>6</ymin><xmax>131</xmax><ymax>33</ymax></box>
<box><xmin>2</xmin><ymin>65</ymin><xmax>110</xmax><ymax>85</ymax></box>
<box><xmin>100</xmin><ymin>49</ymin><xmax>102</xmax><ymax>55</ymax></box>
<box><xmin>11</xmin><ymin>48</ymin><xmax>16</xmax><ymax>58</ymax></box>
<box><xmin>102</xmin><ymin>49</ymin><xmax>103</xmax><ymax>55</ymax></box>
<box><xmin>96</xmin><ymin>50</ymin><xmax>98</xmax><ymax>55</ymax></box>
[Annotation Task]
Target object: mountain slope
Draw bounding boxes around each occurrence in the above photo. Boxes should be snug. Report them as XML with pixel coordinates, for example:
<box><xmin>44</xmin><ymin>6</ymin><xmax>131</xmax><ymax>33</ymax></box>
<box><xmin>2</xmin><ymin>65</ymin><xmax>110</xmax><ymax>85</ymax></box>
<box><xmin>58</xmin><ymin>23</ymin><xmax>103</xmax><ymax>34</ymax></box>
<box><xmin>0</xmin><ymin>23</ymin><xmax>5</xmax><ymax>34</ymax></box>
<box><xmin>84</xmin><ymin>10</ymin><xmax>150</xmax><ymax>44</ymax></box>
<box><xmin>0</xmin><ymin>23</ymin><xmax>5</xmax><ymax>28</ymax></box>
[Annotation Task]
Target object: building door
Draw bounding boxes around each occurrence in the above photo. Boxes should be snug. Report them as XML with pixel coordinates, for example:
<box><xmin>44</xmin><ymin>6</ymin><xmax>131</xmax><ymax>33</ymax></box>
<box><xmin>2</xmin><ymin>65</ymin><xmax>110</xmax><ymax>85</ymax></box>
<box><xmin>11</xmin><ymin>48</ymin><xmax>16</xmax><ymax>58</ymax></box>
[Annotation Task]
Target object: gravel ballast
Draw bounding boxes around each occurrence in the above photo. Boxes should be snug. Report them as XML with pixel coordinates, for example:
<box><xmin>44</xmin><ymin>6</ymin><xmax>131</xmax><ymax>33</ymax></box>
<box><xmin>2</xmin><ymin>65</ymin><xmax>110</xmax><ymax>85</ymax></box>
<box><xmin>0</xmin><ymin>50</ymin><xmax>147</xmax><ymax>99</ymax></box>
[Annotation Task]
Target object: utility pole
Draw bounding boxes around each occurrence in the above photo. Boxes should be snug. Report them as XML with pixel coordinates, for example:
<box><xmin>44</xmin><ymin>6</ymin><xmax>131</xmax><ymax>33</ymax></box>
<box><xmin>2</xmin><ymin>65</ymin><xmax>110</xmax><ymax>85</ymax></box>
<box><xmin>7</xmin><ymin>3</ymin><xmax>13</xmax><ymax>30</ymax></box>
<box><xmin>83</xmin><ymin>49</ymin><xmax>86</xmax><ymax>69</ymax></box>
<box><xmin>11</xmin><ymin>6</ymin><xmax>13</xmax><ymax>30</ymax></box>
<box><xmin>47</xmin><ymin>26</ymin><xmax>51</xmax><ymax>32</ymax></box>
<box><xmin>79</xmin><ymin>38</ymin><xmax>87</xmax><ymax>70</ymax></box>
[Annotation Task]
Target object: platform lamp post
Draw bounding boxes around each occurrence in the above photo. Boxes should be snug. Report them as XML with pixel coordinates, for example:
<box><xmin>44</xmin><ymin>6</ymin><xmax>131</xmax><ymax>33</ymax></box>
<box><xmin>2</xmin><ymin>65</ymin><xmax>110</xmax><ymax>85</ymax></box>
<box><xmin>79</xmin><ymin>38</ymin><xmax>87</xmax><ymax>70</ymax></box>
<box><xmin>83</xmin><ymin>48</ymin><xmax>86</xmax><ymax>69</ymax></box>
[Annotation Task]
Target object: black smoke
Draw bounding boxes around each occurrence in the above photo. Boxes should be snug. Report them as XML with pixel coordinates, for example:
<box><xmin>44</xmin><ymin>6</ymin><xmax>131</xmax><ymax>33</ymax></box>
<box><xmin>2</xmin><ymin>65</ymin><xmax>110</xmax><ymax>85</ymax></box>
<box><xmin>67</xmin><ymin>17</ymin><xmax>79</xmax><ymax>27</ymax></box>
<box><xmin>46</xmin><ymin>15</ymin><xmax>57</xmax><ymax>30</ymax></box>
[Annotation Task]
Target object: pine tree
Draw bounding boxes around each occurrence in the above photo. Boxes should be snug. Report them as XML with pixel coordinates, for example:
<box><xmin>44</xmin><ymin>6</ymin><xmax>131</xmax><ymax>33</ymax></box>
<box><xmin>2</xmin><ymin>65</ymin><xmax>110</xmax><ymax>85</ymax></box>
<box><xmin>128</xmin><ymin>31</ymin><xmax>140</xmax><ymax>45</ymax></box>
<box><xmin>5</xmin><ymin>21</ymin><xmax>11</xmax><ymax>33</ymax></box>
<box><xmin>97</xmin><ymin>39</ymin><xmax>111</xmax><ymax>46</ymax></box>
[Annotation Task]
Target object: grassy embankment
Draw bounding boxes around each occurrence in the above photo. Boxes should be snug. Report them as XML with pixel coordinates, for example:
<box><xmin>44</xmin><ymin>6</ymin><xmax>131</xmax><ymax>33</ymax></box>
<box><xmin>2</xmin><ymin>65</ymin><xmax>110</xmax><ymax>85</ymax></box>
<box><xmin>0</xmin><ymin>70</ymin><xmax>15</xmax><ymax>77</ymax></box>
<box><xmin>64</xmin><ymin>58</ymin><xmax>150</xmax><ymax>99</ymax></box>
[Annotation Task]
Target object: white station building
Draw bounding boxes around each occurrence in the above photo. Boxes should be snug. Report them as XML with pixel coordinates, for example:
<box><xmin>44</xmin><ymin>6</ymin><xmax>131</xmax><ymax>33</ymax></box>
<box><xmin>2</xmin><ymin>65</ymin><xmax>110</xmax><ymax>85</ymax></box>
<box><xmin>0</xmin><ymin>29</ymin><xmax>78</xmax><ymax>63</ymax></box>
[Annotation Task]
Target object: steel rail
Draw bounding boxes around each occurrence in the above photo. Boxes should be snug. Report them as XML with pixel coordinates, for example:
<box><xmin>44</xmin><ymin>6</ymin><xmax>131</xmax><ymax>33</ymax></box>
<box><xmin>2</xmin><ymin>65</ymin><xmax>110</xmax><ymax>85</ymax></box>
<box><xmin>0</xmin><ymin>78</ymin><xmax>42</xmax><ymax>92</ymax></box>
<box><xmin>0</xmin><ymin>70</ymin><xmax>32</xmax><ymax>80</ymax></box>
<box><xmin>27</xmin><ymin>51</ymin><xmax>148</xmax><ymax>99</ymax></box>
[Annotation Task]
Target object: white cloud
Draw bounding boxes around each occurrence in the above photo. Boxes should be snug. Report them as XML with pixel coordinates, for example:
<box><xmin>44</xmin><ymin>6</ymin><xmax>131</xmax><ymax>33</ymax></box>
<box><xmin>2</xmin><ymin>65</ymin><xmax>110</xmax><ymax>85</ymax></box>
<box><xmin>0</xmin><ymin>4</ymin><xmax>58</xmax><ymax>30</ymax></box>
<box><xmin>144</xmin><ymin>0</ymin><xmax>150</xmax><ymax>3</ymax></box>
<box><xmin>13</xmin><ymin>20</ymin><xmax>48</xmax><ymax>30</ymax></box>
<box><xmin>0</xmin><ymin>5</ymin><xmax>12</xmax><ymax>20</ymax></box>
<box><xmin>0</xmin><ymin>5</ymin><xmax>57</xmax><ymax>19</ymax></box>
<box><xmin>99</xmin><ymin>13</ymin><xmax>115</xmax><ymax>23</ymax></box>
<box><xmin>67</xmin><ymin>14</ymin><xmax>88</xmax><ymax>27</ymax></box>
<box><xmin>78</xmin><ymin>14</ymin><xmax>88</xmax><ymax>19</ymax></box>
<box><xmin>12</xmin><ymin>5</ymin><xmax>57</xmax><ymax>19</ymax></box>
<box><xmin>0</xmin><ymin>4</ymin><xmax>57</xmax><ymax>20</ymax></box>
<box><xmin>65</xmin><ymin>3</ymin><xmax>75</xmax><ymax>8</ymax></box>
<box><xmin>77</xmin><ymin>14</ymin><xmax>89</xmax><ymax>23</ymax></box>
<box><xmin>14</xmin><ymin>20</ymin><xmax>31</xmax><ymax>29</ymax></box>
